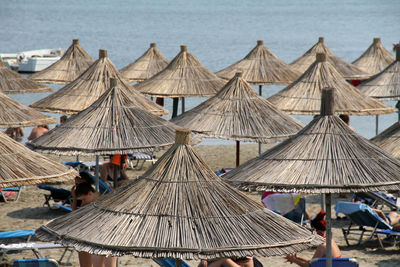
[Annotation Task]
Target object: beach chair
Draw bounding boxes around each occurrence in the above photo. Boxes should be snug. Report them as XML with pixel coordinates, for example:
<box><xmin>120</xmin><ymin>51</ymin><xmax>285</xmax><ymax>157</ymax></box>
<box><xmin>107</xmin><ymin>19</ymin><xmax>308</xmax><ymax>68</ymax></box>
<box><xmin>262</xmin><ymin>192</ymin><xmax>308</xmax><ymax>225</ymax></box>
<box><xmin>127</xmin><ymin>152</ymin><xmax>157</xmax><ymax>170</ymax></box>
<box><xmin>0</xmin><ymin>187</ymin><xmax>23</xmax><ymax>202</ymax></box>
<box><xmin>310</xmin><ymin>258</ymin><xmax>359</xmax><ymax>267</ymax></box>
<box><xmin>352</xmin><ymin>192</ymin><xmax>399</xmax><ymax>211</ymax></box>
<box><xmin>216</xmin><ymin>168</ymin><xmax>233</xmax><ymax>176</ymax></box>
<box><xmin>153</xmin><ymin>258</ymin><xmax>191</xmax><ymax>267</ymax></box>
<box><xmin>37</xmin><ymin>185</ymin><xmax>72</xmax><ymax>208</ymax></box>
<box><xmin>0</xmin><ymin>230</ymin><xmax>35</xmax><ymax>242</ymax></box>
<box><xmin>335</xmin><ymin>201</ymin><xmax>400</xmax><ymax>248</ymax></box>
<box><xmin>13</xmin><ymin>258</ymin><xmax>59</xmax><ymax>267</ymax></box>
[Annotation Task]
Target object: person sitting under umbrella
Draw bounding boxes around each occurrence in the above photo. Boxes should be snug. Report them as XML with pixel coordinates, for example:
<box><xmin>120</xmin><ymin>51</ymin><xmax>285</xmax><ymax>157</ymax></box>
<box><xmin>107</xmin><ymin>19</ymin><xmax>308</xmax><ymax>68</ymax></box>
<box><xmin>373</xmin><ymin>208</ymin><xmax>400</xmax><ymax>231</ymax></box>
<box><xmin>284</xmin><ymin>211</ymin><xmax>341</xmax><ymax>267</ymax></box>
<box><xmin>28</xmin><ymin>124</ymin><xmax>49</xmax><ymax>140</ymax></box>
<box><xmin>4</xmin><ymin>127</ymin><xmax>24</xmax><ymax>141</ymax></box>
<box><xmin>100</xmin><ymin>155</ymin><xmax>129</xmax><ymax>188</ymax></box>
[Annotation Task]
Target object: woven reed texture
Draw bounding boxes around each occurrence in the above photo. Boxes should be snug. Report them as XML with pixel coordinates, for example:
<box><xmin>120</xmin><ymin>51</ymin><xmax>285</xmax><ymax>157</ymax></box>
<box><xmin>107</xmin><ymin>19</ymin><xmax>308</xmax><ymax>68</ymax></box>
<box><xmin>352</xmin><ymin>38</ymin><xmax>395</xmax><ymax>76</ymax></box>
<box><xmin>0</xmin><ymin>132</ymin><xmax>77</xmax><ymax>187</ymax></box>
<box><xmin>36</xmin><ymin>130</ymin><xmax>323</xmax><ymax>259</ymax></box>
<box><xmin>290</xmin><ymin>37</ymin><xmax>370</xmax><ymax>80</ymax></box>
<box><xmin>0</xmin><ymin>60</ymin><xmax>53</xmax><ymax>93</ymax></box>
<box><xmin>29</xmin><ymin>39</ymin><xmax>94</xmax><ymax>84</ymax></box>
<box><xmin>27</xmin><ymin>80</ymin><xmax>178</xmax><ymax>155</ymax></box>
<box><xmin>216</xmin><ymin>40</ymin><xmax>301</xmax><ymax>85</ymax></box>
<box><xmin>172</xmin><ymin>73</ymin><xmax>304</xmax><ymax>143</ymax></box>
<box><xmin>30</xmin><ymin>50</ymin><xmax>168</xmax><ymax>116</ymax></box>
<box><xmin>224</xmin><ymin>88</ymin><xmax>400</xmax><ymax>193</ymax></box>
<box><xmin>0</xmin><ymin>92</ymin><xmax>57</xmax><ymax>127</ymax></box>
<box><xmin>133</xmin><ymin>46</ymin><xmax>225</xmax><ymax>98</ymax></box>
<box><xmin>120</xmin><ymin>43</ymin><xmax>169</xmax><ymax>82</ymax></box>
<box><xmin>371</xmin><ymin>121</ymin><xmax>400</xmax><ymax>158</ymax></box>
<box><xmin>357</xmin><ymin>48</ymin><xmax>400</xmax><ymax>100</ymax></box>
<box><xmin>267</xmin><ymin>53</ymin><xmax>396</xmax><ymax>115</ymax></box>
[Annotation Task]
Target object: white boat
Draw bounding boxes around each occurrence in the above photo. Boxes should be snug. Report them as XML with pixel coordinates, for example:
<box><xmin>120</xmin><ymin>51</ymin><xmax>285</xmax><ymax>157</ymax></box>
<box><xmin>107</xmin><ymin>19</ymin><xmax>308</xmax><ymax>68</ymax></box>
<box><xmin>0</xmin><ymin>49</ymin><xmax>64</xmax><ymax>73</ymax></box>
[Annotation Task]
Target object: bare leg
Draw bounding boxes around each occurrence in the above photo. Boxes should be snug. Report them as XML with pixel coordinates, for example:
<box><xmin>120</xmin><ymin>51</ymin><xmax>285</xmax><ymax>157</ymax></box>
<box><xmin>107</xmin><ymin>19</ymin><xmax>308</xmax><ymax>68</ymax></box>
<box><xmin>207</xmin><ymin>258</ymin><xmax>241</xmax><ymax>267</ymax></box>
<box><xmin>78</xmin><ymin>252</ymin><xmax>93</xmax><ymax>267</ymax></box>
<box><xmin>92</xmin><ymin>255</ymin><xmax>104</xmax><ymax>267</ymax></box>
<box><xmin>104</xmin><ymin>256</ymin><xmax>117</xmax><ymax>267</ymax></box>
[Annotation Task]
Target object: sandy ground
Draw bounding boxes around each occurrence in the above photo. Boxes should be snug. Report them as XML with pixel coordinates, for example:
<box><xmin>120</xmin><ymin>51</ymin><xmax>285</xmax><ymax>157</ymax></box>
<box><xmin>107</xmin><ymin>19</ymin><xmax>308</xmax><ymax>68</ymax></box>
<box><xmin>1</xmin><ymin>144</ymin><xmax>399</xmax><ymax>266</ymax></box>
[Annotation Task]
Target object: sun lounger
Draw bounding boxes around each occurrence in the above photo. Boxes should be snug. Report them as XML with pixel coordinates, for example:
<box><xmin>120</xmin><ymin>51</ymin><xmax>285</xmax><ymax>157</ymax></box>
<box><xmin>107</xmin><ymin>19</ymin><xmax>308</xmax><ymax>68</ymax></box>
<box><xmin>0</xmin><ymin>230</ymin><xmax>35</xmax><ymax>242</ymax></box>
<box><xmin>0</xmin><ymin>242</ymin><xmax>72</xmax><ymax>263</ymax></box>
<box><xmin>335</xmin><ymin>201</ymin><xmax>400</xmax><ymax>248</ymax></box>
<box><xmin>153</xmin><ymin>258</ymin><xmax>191</xmax><ymax>267</ymax></box>
<box><xmin>127</xmin><ymin>152</ymin><xmax>157</xmax><ymax>170</ymax></box>
<box><xmin>0</xmin><ymin>187</ymin><xmax>23</xmax><ymax>202</ymax></box>
<box><xmin>353</xmin><ymin>192</ymin><xmax>399</xmax><ymax>211</ymax></box>
<box><xmin>13</xmin><ymin>258</ymin><xmax>59</xmax><ymax>267</ymax></box>
<box><xmin>37</xmin><ymin>185</ymin><xmax>72</xmax><ymax>208</ymax></box>
<box><xmin>310</xmin><ymin>258</ymin><xmax>359</xmax><ymax>267</ymax></box>
<box><xmin>216</xmin><ymin>168</ymin><xmax>233</xmax><ymax>176</ymax></box>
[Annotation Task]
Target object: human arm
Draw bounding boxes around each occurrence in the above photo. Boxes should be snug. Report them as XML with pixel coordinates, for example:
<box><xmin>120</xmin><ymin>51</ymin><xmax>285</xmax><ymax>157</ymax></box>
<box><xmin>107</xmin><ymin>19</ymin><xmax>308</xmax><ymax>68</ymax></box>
<box><xmin>284</xmin><ymin>254</ymin><xmax>310</xmax><ymax>267</ymax></box>
<box><xmin>372</xmin><ymin>208</ymin><xmax>389</xmax><ymax>224</ymax></box>
<box><xmin>71</xmin><ymin>185</ymin><xmax>78</xmax><ymax>211</ymax></box>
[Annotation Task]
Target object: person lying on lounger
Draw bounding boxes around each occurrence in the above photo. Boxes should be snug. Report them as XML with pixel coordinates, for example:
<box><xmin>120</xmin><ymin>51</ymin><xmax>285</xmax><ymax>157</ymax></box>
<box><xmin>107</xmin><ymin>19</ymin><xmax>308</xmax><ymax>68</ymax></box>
<box><xmin>284</xmin><ymin>211</ymin><xmax>342</xmax><ymax>267</ymax></box>
<box><xmin>372</xmin><ymin>208</ymin><xmax>400</xmax><ymax>231</ymax></box>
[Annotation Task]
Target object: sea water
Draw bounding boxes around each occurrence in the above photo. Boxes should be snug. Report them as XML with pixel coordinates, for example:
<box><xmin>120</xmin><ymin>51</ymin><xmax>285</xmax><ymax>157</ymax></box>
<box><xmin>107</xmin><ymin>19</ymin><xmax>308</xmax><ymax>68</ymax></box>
<box><xmin>0</xmin><ymin>0</ymin><xmax>399</xmax><ymax>145</ymax></box>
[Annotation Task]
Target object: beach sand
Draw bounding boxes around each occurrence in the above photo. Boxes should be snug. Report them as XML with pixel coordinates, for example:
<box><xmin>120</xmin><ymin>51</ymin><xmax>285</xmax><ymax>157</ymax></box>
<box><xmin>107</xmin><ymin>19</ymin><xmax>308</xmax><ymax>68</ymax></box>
<box><xmin>1</xmin><ymin>144</ymin><xmax>399</xmax><ymax>266</ymax></box>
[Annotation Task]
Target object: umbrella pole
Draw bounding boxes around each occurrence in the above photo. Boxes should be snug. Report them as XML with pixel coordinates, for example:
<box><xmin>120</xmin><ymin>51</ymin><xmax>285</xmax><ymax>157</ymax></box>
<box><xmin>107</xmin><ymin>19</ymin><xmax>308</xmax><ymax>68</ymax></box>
<box><xmin>376</xmin><ymin>115</ymin><xmax>379</xmax><ymax>135</ymax></box>
<box><xmin>325</xmin><ymin>193</ymin><xmax>332</xmax><ymax>267</ymax></box>
<box><xmin>113</xmin><ymin>161</ymin><xmax>118</xmax><ymax>189</ymax></box>
<box><xmin>176</xmin><ymin>259</ymin><xmax>182</xmax><ymax>267</ymax></box>
<box><xmin>94</xmin><ymin>155</ymin><xmax>100</xmax><ymax>192</ymax></box>
<box><xmin>258</xmin><ymin>85</ymin><xmax>263</xmax><ymax>156</ymax></box>
<box><xmin>321</xmin><ymin>194</ymin><xmax>325</xmax><ymax>211</ymax></box>
<box><xmin>236</xmin><ymin>140</ymin><xmax>240</xmax><ymax>167</ymax></box>
<box><xmin>172</xmin><ymin>98</ymin><xmax>179</xmax><ymax>118</ymax></box>
<box><xmin>181</xmin><ymin>97</ymin><xmax>185</xmax><ymax>114</ymax></box>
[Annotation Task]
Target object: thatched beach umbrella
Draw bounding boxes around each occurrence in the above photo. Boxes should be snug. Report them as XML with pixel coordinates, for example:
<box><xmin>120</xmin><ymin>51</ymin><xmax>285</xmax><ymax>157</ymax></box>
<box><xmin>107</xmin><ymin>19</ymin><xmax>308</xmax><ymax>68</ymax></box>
<box><xmin>358</xmin><ymin>47</ymin><xmax>400</xmax><ymax>100</ymax></box>
<box><xmin>223</xmin><ymin>88</ymin><xmax>400</xmax><ymax>267</ymax></box>
<box><xmin>27</xmin><ymin>78</ymin><xmax>177</xmax><ymax>155</ymax></box>
<box><xmin>0</xmin><ymin>92</ymin><xmax>57</xmax><ymax>128</ymax></box>
<box><xmin>0</xmin><ymin>60</ymin><xmax>52</xmax><ymax>94</ymax></box>
<box><xmin>290</xmin><ymin>37</ymin><xmax>370</xmax><ymax>80</ymax></box>
<box><xmin>172</xmin><ymin>72</ymin><xmax>304</xmax><ymax>166</ymax></box>
<box><xmin>30</xmin><ymin>39</ymin><xmax>94</xmax><ymax>84</ymax></box>
<box><xmin>0</xmin><ymin>132</ymin><xmax>77</xmax><ymax>187</ymax></box>
<box><xmin>370</xmin><ymin>121</ymin><xmax>400</xmax><ymax>158</ymax></box>
<box><xmin>134</xmin><ymin>45</ymin><xmax>226</xmax><ymax>117</ymax></box>
<box><xmin>36</xmin><ymin>129</ymin><xmax>323</xmax><ymax>264</ymax></box>
<box><xmin>268</xmin><ymin>53</ymin><xmax>396</xmax><ymax>116</ymax></box>
<box><xmin>120</xmin><ymin>43</ymin><xmax>169</xmax><ymax>82</ymax></box>
<box><xmin>352</xmin><ymin>38</ymin><xmax>395</xmax><ymax>76</ymax></box>
<box><xmin>30</xmin><ymin>49</ymin><xmax>168</xmax><ymax>116</ymax></box>
<box><xmin>216</xmin><ymin>40</ymin><xmax>300</xmax><ymax>95</ymax></box>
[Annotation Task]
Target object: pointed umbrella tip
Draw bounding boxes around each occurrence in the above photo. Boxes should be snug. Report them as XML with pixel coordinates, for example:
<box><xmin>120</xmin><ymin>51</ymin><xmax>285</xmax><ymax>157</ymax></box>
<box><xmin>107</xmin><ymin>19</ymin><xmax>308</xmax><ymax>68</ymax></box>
<box><xmin>235</xmin><ymin>71</ymin><xmax>243</xmax><ymax>77</ymax></box>
<box><xmin>110</xmin><ymin>78</ymin><xmax>118</xmax><ymax>88</ymax></box>
<box><xmin>257</xmin><ymin>40</ymin><xmax>264</xmax><ymax>45</ymax></box>
<box><xmin>321</xmin><ymin>87</ymin><xmax>335</xmax><ymax>116</ymax></box>
<box><xmin>150</xmin><ymin>43</ymin><xmax>157</xmax><ymax>48</ymax></box>
<box><xmin>180</xmin><ymin>45</ymin><xmax>188</xmax><ymax>52</ymax></box>
<box><xmin>316</xmin><ymin>53</ymin><xmax>327</xmax><ymax>62</ymax></box>
<box><xmin>99</xmin><ymin>49</ymin><xmax>108</xmax><ymax>58</ymax></box>
<box><xmin>373</xmin><ymin>37</ymin><xmax>381</xmax><ymax>44</ymax></box>
<box><xmin>175</xmin><ymin>129</ymin><xmax>191</xmax><ymax>144</ymax></box>
<box><xmin>73</xmin><ymin>39</ymin><xmax>79</xmax><ymax>45</ymax></box>
<box><xmin>318</xmin><ymin>37</ymin><xmax>324</xmax><ymax>43</ymax></box>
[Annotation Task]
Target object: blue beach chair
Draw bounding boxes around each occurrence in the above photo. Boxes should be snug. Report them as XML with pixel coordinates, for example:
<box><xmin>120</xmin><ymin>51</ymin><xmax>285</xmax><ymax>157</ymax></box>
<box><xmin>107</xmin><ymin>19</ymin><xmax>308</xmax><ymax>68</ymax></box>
<box><xmin>335</xmin><ymin>201</ymin><xmax>400</xmax><ymax>248</ymax></box>
<box><xmin>153</xmin><ymin>258</ymin><xmax>191</xmax><ymax>267</ymax></box>
<box><xmin>0</xmin><ymin>187</ymin><xmax>23</xmax><ymax>202</ymax></box>
<box><xmin>13</xmin><ymin>258</ymin><xmax>59</xmax><ymax>267</ymax></box>
<box><xmin>310</xmin><ymin>258</ymin><xmax>358</xmax><ymax>267</ymax></box>
<box><xmin>0</xmin><ymin>230</ymin><xmax>35</xmax><ymax>242</ymax></box>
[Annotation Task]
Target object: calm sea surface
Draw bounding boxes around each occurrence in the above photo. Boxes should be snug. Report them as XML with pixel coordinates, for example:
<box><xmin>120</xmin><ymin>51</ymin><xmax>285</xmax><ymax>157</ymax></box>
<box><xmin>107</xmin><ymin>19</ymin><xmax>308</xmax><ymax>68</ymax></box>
<box><xmin>1</xmin><ymin>0</ymin><xmax>399</xmax><ymax>145</ymax></box>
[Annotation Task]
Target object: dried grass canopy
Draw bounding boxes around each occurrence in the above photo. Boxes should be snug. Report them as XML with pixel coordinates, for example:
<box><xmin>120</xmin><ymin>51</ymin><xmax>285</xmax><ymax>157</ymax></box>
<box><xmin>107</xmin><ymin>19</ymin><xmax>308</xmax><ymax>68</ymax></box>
<box><xmin>36</xmin><ymin>130</ymin><xmax>323</xmax><ymax>259</ymax></box>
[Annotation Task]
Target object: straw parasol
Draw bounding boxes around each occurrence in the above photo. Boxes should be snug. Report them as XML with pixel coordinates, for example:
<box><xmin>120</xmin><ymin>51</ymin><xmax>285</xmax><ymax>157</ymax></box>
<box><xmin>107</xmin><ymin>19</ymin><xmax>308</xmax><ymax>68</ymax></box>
<box><xmin>0</xmin><ymin>131</ymin><xmax>77</xmax><ymax>187</ymax></box>
<box><xmin>216</xmin><ymin>40</ymin><xmax>300</xmax><ymax>86</ymax></box>
<box><xmin>290</xmin><ymin>37</ymin><xmax>370</xmax><ymax>80</ymax></box>
<box><xmin>29</xmin><ymin>39</ymin><xmax>94</xmax><ymax>84</ymax></box>
<box><xmin>352</xmin><ymin>38</ymin><xmax>395</xmax><ymax>76</ymax></box>
<box><xmin>0</xmin><ymin>60</ymin><xmax>53</xmax><ymax>94</ymax></box>
<box><xmin>268</xmin><ymin>53</ymin><xmax>396</xmax><ymax>115</ymax></box>
<box><xmin>0</xmin><ymin>92</ymin><xmax>57</xmax><ymax>128</ymax></box>
<box><xmin>120</xmin><ymin>43</ymin><xmax>169</xmax><ymax>82</ymax></box>
<box><xmin>30</xmin><ymin>49</ymin><xmax>168</xmax><ymax>116</ymax></box>
<box><xmin>27</xmin><ymin>78</ymin><xmax>177</xmax><ymax>156</ymax></box>
<box><xmin>357</xmin><ymin>46</ymin><xmax>400</xmax><ymax>100</ymax></box>
<box><xmin>370</xmin><ymin>121</ymin><xmax>400</xmax><ymax>158</ymax></box>
<box><xmin>36</xmin><ymin>129</ymin><xmax>323</xmax><ymax>262</ymax></box>
<box><xmin>134</xmin><ymin>45</ymin><xmax>226</xmax><ymax>117</ymax></box>
<box><xmin>223</xmin><ymin>88</ymin><xmax>400</xmax><ymax>267</ymax></box>
<box><xmin>172</xmin><ymin>72</ymin><xmax>304</xmax><ymax>166</ymax></box>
